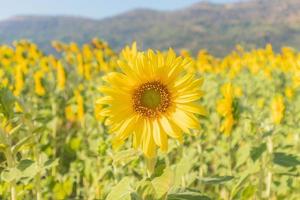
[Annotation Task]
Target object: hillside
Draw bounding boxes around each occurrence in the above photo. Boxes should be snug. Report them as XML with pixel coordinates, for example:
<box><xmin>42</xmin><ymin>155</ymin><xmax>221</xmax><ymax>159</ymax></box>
<box><xmin>1</xmin><ymin>0</ymin><xmax>300</xmax><ymax>56</ymax></box>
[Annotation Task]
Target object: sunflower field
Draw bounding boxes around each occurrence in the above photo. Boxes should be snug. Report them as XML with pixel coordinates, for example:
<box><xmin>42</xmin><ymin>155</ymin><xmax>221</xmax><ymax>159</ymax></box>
<box><xmin>0</xmin><ymin>39</ymin><xmax>299</xmax><ymax>200</ymax></box>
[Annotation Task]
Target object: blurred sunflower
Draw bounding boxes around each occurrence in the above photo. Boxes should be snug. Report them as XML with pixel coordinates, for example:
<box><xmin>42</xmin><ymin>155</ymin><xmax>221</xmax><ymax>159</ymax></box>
<box><xmin>217</xmin><ymin>83</ymin><xmax>235</xmax><ymax>135</ymax></box>
<box><xmin>271</xmin><ymin>95</ymin><xmax>285</xmax><ymax>125</ymax></box>
<box><xmin>97</xmin><ymin>43</ymin><xmax>206</xmax><ymax>158</ymax></box>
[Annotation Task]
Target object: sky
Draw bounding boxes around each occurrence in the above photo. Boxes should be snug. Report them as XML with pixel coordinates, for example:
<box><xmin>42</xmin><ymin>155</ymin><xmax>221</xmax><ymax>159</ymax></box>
<box><xmin>0</xmin><ymin>0</ymin><xmax>241</xmax><ymax>20</ymax></box>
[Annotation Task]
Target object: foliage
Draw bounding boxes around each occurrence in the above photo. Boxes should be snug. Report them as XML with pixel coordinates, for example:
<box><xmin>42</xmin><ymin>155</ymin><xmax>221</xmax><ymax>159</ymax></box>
<box><xmin>0</xmin><ymin>39</ymin><xmax>299</xmax><ymax>200</ymax></box>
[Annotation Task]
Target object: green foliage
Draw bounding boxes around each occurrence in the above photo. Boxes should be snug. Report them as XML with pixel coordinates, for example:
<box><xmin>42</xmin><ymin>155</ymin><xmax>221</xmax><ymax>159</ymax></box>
<box><xmin>106</xmin><ymin>177</ymin><xmax>133</xmax><ymax>200</ymax></box>
<box><xmin>53</xmin><ymin>178</ymin><xmax>74</xmax><ymax>200</ymax></box>
<box><xmin>0</xmin><ymin>38</ymin><xmax>300</xmax><ymax>199</ymax></box>
<box><xmin>273</xmin><ymin>152</ymin><xmax>300</xmax><ymax>167</ymax></box>
<box><xmin>167</xmin><ymin>192</ymin><xmax>211</xmax><ymax>200</ymax></box>
<box><xmin>250</xmin><ymin>143</ymin><xmax>267</xmax><ymax>162</ymax></box>
<box><xmin>198</xmin><ymin>176</ymin><xmax>234</xmax><ymax>184</ymax></box>
<box><xmin>0</xmin><ymin>88</ymin><xmax>15</xmax><ymax>119</ymax></box>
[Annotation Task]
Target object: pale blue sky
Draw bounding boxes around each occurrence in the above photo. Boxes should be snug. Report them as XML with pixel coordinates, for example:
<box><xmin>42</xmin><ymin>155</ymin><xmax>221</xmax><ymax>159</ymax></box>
<box><xmin>0</xmin><ymin>0</ymin><xmax>241</xmax><ymax>20</ymax></box>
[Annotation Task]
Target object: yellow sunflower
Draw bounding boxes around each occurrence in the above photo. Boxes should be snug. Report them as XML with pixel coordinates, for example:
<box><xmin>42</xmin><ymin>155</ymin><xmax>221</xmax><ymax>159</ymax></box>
<box><xmin>216</xmin><ymin>83</ymin><xmax>235</xmax><ymax>135</ymax></box>
<box><xmin>97</xmin><ymin>43</ymin><xmax>206</xmax><ymax>158</ymax></box>
<box><xmin>217</xmin><ymin>83</ymin><xmax>234</xmax><ymax>117</ymax></box>
<box><xmin>271</xmin><ymin>95</ymin><xmax>285</xmax><ymax>125</ymax></box>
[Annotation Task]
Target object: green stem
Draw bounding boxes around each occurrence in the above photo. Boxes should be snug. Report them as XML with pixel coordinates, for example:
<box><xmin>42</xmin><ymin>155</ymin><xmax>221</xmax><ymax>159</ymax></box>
<box><xmin>34</xmin><ymin>143</ymin><xmax>42</xmax><ymax>200</ymax></box>
<box><xmin>258</xmin><ymin>156</ymin><xmax>264</xmax><ymax>199</ymax></box>
<box><xmin>265</xmin><ymin>136</ymin><xmax>273</xmax><ymax>198</ymax></box>
<box><xmin>1</xmin><ymin>127</ymin><xmax>17</xmax><ymax>200</ymax></box>
<box><xmin>295</xmin><ymin>133</ymin><xmax>300</xmax><ymax>152</ymax></box>
<box><xmin>257</xmin><ymin>124</ymin><xmax>264</xmax><ymax>199</ymax></box>
<box><xmin>25</xmin><ymin>116</ymin><xmax>41</xmax><ymax>200</ymax></box>
<box><xmin>228</xmin><ymin>134</ymin><xmax>233</xmax><ymax>175</ymax></box>
<box><xmin>145</xmin><ymin>157</ymin><xmax>156</xmax><ymax>178</ymax></box>
<box><xmin>51</xmin><ymin>99</ymin><xmax>57</xmax><ymax>176</ymax></box>
<box><xmin>197</xmin><ymin>143</ymin><xmax>205</xmax><ymax>192</ymax></box>
<box><xmin>5</xmin><ymin>148</ymin><xmax>17</xmax><ymax>200</ymax></box>
<box><xmin>197</xmin><ymin>143</ymin><xmax>204</xmax><ymax>177</ymax></box>
<box><xmin>164</xmin><ymin>153</ymin><xmax>170</xmax><ymax>167</ymax></box>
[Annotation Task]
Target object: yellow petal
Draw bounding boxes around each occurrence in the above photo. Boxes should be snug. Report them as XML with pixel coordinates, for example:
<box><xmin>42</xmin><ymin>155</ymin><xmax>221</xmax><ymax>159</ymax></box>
<box><xmin>177</xmin><ymin>103</ymin><xmax>207</xmax><ymax>116</ymax></box>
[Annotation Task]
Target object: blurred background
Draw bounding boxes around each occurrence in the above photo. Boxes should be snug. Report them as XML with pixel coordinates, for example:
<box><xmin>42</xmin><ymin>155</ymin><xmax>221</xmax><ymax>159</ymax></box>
<box><xmin>0</xmin><ymin>0</ymin><xmax>299</xmax><ymax>56</ymax></box>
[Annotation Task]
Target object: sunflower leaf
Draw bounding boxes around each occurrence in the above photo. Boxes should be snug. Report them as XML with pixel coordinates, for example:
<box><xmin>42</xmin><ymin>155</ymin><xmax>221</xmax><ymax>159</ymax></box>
<box><xmin>152</xmin><ymin>167</ymin><xmax>174</xmax><ymax>199</ymax></box>
<box><xmin>106</xmin><ymin>177</ymin><xmax>133</xmax><ymax>200</ymax></box>
<box><xmin>273</xmin><ymin>152</ymin><xmax>300</xmax><ymax>167</ymax></box>
<box><xmin>167</xmin><ymin>192</ymin><xmax>211</xmax><ymax>200</ymax></box>
<box><xmin>250</xmin><ymin>143</ymin><xmax>267</xmax><ymax>162</ymax></box>
<box><xmin>198</xmin><ymin>176</ymin><xmax>234</xmax><ymax>184</ymax></box>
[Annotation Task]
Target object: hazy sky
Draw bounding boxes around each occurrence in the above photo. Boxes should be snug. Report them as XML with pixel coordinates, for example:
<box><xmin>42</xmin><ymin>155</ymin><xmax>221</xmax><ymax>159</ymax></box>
<box><xmin>0</xmin><ymin>0</ymin><xmax>241</xmax><ymax>20</ymax></box>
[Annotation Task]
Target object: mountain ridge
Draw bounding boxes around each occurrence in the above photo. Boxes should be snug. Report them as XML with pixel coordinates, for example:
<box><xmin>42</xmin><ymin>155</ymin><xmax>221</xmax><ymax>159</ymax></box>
<box><xmin>1</xmin><ymin>0</ymin><xmax>300</xmax><ymax>56</ymax></box>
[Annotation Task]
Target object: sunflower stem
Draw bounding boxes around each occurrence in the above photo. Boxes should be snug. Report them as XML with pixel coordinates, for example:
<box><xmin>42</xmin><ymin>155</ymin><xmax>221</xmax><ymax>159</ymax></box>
<box><xmin>164</xmin><ymin>153</ymin><xmax>170</xmax><ymax>167</ymax></box>
<box><xmin>24</xmin><ymin>114</ymin><xmax>42</xmax><ymax>200</ymax></box>
<box><xmin>51</xmin><ymin>98</ymin><xmax>57</xmax><ymax>177</ymax></box>
<box><xmin>1</xmin><ymin>125</ymin><xmax>17</xmax><ymax>200</ymax></box>
<box><xmin>34</xmin><ymin>143</ymin><xmax>42</xmax><ymax>200</ymax></box>
<box><xmin>197</xmin><ymin>142</ymin><xmax>204</xmax><ymax>192</ymax></box>
<box><xmin>258</xmin><ymin>155</ymin><xmax>264</xmax><ymax>199</ymax></box>
<box><xmin>5</xmin><ymin>147</ymin><xmax>17</xmax><ymax>200</ymax></box>
<box><xmin>227</xmin><ymin>134</ymin><xmax>233</xmax><ymax>175</ymax></box>
<box><xmin>145</xmin><ymin>157</ymin><xmax>156</xmax><ymax>178</ymax></box>
<box><xmin>257</xmin><ymin>123</ymin><xmax>264</xmax><ymax>199</ymax></box>
<box><xmin>265</xmin><ymin>135</ymin><xmax>273</xmax><ymax>198</ymax></box>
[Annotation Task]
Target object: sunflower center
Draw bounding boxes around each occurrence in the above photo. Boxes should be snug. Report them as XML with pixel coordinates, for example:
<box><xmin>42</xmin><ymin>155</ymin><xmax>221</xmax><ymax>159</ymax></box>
<box><xmin>133</xmin><ymin>81</ymin><xmax>170</xmax><ymax>118</ymax></box>
<box><xmin>141</xmin><ymin>89</ymin><xmax>161</xmax><ymax>109</ymax></box>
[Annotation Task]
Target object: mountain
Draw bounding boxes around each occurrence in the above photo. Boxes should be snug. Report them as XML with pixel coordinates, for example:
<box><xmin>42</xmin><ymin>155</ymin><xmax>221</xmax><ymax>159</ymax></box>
<box><xmin>1</xmin><ymin>0</ymin><xmax>300</xmax><ymax>56</ymax></box>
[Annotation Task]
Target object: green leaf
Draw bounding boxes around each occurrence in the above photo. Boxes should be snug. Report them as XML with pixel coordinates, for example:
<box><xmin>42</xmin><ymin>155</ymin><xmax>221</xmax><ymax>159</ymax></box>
<box><xmin>174</xmin><ymin>153</ymin><xmax>195</xmax><ymax>188</ymax></box>
<box><xmin>43</xmin><ymin>158</ymin><xmax>59</xmax><ymax>170</ymax></box>
<box><xmin>70</xmin><ymin>137</ymin><xmax>81</xmax><ymax>150</ymax></box>
<box><xmin>273</xmin><ymin>152</ymin><xmax>300</xmax><ymax>167</ymax></box>
<box><xmin>37</xmin><ymin>152</ymin><xmax>59</xmax><ymax>171</ymax></box>
<box><xmin>230</xmin><ymin>173</ymin><xmax>252</xmax><ymax>199</ymax></box>
<box><xmin>240</xmin><ymin>185</ymin><xmax>256</xmax><ymax>200</ymax></box>
<box><xmin>8</xmin><ymin>124</ymin><xmax>22</xmax><ymax>136</ymax></box>
<box><xmin>17</xmin><ymin>159</ymin><xmax>38</xmax><ymax>179</ymax></box>
<box><xmin>152</xmin><ymin>159</ymin><xmax>166</xmax><ymax>178</ymax></box>
<box><xmin>152</xmin><ymin>167</ymin><xmax>173</xmax><ymax>199</ymax></box>
<box><xmin>1</xmin><ymin>160</ymin><xmax>38</xmax><ymax>182</ymax></box>
<box><xmin>130</xmin><ymin>192</ymin><xmax>142</xmax><ymax>200</ymax></box>
<box><xmin>0</xmin><ymin>88</ymin><xmax>15</xmax><ymax>119</ymax></box>
<box><xmin>1</xmin><ymin>168</ymin><xmax>22</xmax><ymax>182</ymax></box>
<box><xmin>0</xmin><ymin>128</ymin><xmax>8</xmax><ymax>146</ymax></box>
<box><xmin>136</xmin><ymin>180</ymin><xmax>156</xmax><ymax>200</ymax></box>
<box><xmin>63</xmin><ymin>178</ymin><xmax>73</xmax><ymax>197</ymax></box>
<box><xmin>231</xmin><ymin>184</ymin><xmax>256</xmax><ymax>200</ymax></box>
<box><xmin>17</xmin><ymin>159</ymin><xmax>35</xmax><ymax>171</ymax></box>
<box><xmin>0</xmin><ymin>143</ymin><xmax>6</xmax><ymax>152</ymax></box>
<box><xmin>106</xmin><ymin>177</ymin><xmax>133</xmax><ymax>200</ymax></box>
<box><xmin>32</xmin><ymin>126</ymin><xmax>48</xmax><ymax>134</ymax></box>
<box><xmin>167</xmin><ymin>192</ymin><xmax>211</xmax><ymax>200</ymax></box>
<box><xmin>198</xmin><ymin>176</ymin><xmax>234</xmax><ymax>184</ymax></box>
<box><xmin>275</xmin><ymin>172</ymin><xmax>300</xmax><ymax>177</ymax></box>
<box><xmin>12</xmin><ymin>135</ymin><xmax>34</xmax><ymax>155</ymax></box>
<box><xmin>250</xmin><ymin>143</ymin><xmax>266</xmax><ymax>162</ymax></box>
<box><xmin>113</xmin><ymin>149</ymin><xmax>139</xmax><ymax>166</ymax></box>
<box><xmin>236</xmin><ymin>143</ymin><xmax>250</xmax><ymax>168</ymax></box>
<box><xmin>53</xmin><ymin>178</ymin><xmax>74</xmax><ymax>200</ymax></box>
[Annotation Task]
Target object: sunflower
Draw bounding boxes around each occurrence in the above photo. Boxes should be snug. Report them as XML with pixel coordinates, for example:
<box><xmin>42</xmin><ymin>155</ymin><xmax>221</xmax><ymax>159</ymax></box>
<box><xmin>97</xmin><ymin>43</ymin><xmax>205</xmax><ymax>158</ymax></box>
<box><xmin>217</xmin><ymin>84</ymin><xmax>234</xmax><ymax>116</ymax></box>
<box><xmin>271</xmin><ymin>95</ymin><xmax>285</xmax><ymax>125</ymax></box>
<box><xmin>33</xmin><ymin>71</ymin><xmax>46</xmax><ymax>96</ymax></box>
<box><xmin>216</xmin><ymin>83</ymin><xmax>235</xmax><ymax>135</ymax></box>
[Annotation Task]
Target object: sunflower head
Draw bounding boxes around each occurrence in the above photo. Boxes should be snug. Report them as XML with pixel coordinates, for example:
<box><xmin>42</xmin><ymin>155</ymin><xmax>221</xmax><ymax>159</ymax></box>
<box><xmin>132</xmin><ymin>81</ymin><xmax>171</xmax><ymax>118</ymax></box>
<box><xmin>98</xmin><ymin>43</ymin><xmax>205</xmax><ymax>158</ymax></box>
